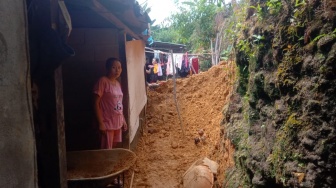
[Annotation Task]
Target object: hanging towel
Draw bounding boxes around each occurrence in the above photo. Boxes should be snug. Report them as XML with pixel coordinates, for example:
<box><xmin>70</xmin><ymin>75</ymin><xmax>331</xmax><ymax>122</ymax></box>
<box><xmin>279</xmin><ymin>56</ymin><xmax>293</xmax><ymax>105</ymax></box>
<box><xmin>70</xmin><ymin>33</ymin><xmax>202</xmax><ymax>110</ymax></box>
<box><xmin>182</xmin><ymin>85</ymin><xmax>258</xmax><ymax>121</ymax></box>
<box><xmin>167</xmin><ymin>55</ymin><xmax>172</xmax><ymax>75</ymax></box>
<box><xmin>174</xmin><ymin>54</ymin><xmax>183</xmax><ymax>70</ymax></box>
<box><xmin>158</xmin><ymin>62</ymin><xmax>163</xmax><ymax>76</ymax></box>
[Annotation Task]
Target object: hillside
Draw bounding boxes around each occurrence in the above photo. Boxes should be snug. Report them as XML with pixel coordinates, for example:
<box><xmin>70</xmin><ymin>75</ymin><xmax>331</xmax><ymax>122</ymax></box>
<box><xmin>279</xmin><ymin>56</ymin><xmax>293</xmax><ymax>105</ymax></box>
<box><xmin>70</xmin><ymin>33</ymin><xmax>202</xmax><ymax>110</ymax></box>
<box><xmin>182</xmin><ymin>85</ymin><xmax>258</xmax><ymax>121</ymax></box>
<box><xmin>222</xmin><ymin>0</ymin><xmax>336</xmax><ymax>187</ymax></box>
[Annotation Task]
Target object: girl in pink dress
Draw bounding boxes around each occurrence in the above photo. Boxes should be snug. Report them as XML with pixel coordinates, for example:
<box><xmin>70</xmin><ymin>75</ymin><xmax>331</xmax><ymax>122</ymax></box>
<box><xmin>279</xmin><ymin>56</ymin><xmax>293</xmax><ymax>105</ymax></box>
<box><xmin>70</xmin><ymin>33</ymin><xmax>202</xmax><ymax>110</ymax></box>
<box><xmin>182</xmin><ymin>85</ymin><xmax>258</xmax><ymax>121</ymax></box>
<box><xmin>93</xmin><ymin>58</ymin><xmax>127</xmax><ymax>149</ymax></box>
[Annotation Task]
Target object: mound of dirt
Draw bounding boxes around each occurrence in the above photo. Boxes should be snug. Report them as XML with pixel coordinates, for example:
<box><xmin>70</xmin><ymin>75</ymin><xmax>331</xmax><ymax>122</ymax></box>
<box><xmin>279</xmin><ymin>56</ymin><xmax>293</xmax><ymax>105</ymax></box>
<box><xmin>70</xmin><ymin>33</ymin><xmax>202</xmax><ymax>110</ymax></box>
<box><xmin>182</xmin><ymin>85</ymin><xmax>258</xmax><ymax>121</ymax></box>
<box><xmin>132</xmin><ymin>62</ymin><xmax>236</xmax><ymax>187</ymax></box>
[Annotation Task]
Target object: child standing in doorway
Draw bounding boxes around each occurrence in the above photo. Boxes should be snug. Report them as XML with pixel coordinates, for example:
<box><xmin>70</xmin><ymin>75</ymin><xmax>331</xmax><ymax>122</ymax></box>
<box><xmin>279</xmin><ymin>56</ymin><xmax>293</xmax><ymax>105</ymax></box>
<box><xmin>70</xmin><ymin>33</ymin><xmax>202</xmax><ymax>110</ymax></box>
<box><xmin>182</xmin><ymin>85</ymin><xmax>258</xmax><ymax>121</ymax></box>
<box><xmin>93</xmin><ymin>57</ymin><xmax>128</xmax><ymax>149</ymax></box>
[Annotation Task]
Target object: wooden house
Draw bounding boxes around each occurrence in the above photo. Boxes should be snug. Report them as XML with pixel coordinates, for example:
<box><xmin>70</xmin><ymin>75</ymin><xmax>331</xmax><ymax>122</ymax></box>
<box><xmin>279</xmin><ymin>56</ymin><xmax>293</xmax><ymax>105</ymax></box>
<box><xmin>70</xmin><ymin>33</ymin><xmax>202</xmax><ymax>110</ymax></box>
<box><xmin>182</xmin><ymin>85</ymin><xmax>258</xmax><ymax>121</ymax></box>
<box><xmin>0</xmin><ymin>0</ymin><xmax>151</xmax><ymax>187</ymax></box>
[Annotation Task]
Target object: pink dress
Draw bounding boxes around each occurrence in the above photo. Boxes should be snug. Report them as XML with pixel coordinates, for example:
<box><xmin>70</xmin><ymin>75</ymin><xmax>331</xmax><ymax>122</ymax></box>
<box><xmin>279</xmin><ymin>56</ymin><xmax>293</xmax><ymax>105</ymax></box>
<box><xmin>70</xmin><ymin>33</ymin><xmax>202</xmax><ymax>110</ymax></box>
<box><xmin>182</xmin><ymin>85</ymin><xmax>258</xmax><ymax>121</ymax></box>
<box><xmin>94</xmin><ymin>77</ymin><xmax>124</xmax><ymax>148</ymax></box>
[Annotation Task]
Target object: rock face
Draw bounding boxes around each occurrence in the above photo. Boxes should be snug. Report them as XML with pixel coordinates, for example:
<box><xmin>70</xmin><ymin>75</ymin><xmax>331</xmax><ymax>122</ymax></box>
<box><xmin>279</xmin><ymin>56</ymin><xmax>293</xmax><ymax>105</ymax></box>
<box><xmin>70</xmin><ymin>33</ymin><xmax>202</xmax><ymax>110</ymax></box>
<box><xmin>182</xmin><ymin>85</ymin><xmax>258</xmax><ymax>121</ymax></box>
<box><xmin>222</xmin><ymin>0</ymin><xmax>336</xmax><ymax>187</ymax></box>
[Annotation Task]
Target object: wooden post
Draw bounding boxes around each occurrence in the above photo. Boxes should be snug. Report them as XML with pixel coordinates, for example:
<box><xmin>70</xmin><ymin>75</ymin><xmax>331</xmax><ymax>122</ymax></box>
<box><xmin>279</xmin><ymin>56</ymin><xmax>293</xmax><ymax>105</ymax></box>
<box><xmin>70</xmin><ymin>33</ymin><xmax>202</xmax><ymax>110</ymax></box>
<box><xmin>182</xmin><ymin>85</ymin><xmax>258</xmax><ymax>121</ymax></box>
<box><xmin>54</xmin><ymin>67</ymin><xmax>67</xmax><ymax>188</ymax></box>
<box><xmin>215</xmin><ymin>33</ymin><xmax>219</xmax><ymax>65</ymax></box>
<box><xmin>170</xmin><ymin>50</ymin><xmax>185</xmax><ymax>136</ymax></box>
<box><xmin>51</xmin><ymin>0</ymin><xmax>67</xmax><ymax>187</ymax></box>
<box><xmin>211</xmin><ymin>40</ymin><xmax>214</xmax><ymax>66</ymax></box>
<box><xmin>119</xmin><ymin>32</ymin><xmax>130</xmax><ymax>149</ymax></box>
<box><xmin>218</xmin><ymin>35</ymin><xmax>223</xmax><ymax>64</ymax></box>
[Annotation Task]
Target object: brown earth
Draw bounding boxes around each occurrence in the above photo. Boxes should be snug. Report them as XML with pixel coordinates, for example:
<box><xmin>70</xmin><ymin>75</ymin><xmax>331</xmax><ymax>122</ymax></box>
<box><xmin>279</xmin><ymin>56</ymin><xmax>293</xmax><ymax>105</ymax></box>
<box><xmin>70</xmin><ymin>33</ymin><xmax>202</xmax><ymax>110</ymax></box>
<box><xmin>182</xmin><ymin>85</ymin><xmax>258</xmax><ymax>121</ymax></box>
<box><xmin>131</xmin><ymin>62</ymin><xmax>236</xmax><ymax>188</ymax></box>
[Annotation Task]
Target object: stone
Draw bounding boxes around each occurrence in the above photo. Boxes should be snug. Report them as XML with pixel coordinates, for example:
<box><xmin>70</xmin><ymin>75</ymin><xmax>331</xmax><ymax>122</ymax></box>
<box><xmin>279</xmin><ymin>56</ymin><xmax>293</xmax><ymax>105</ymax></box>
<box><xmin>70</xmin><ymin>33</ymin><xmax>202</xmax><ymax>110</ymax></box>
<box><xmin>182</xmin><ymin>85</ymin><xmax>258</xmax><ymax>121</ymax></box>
<box><xmin>305</xmin><ymin>100</ymin><xmax>321</xmax><ymax>113</ymax></box>
<box><xmin>301</xmin><ymin>55</ymin><xmax>314</xmax><ymax>73</ymax></box>
<box><xmin>304</xmin><ymin>41</ymin><xmax>316</xmax><ymax>53</ymax></box>
<box><xmin>147</xmin><ymin>127</ymin><xmax>159</xmax><ymax>134</ymax></box>
<box><xmin>317</xmin><ymin>35</ymin><xmax>336</xmax><ymax>52</ymax></box>
<box><xmin>293</xmin><ymin>172</ymin><xmax>305</xmax><ymax>183</ymax></box>
<box><xmin>159</xmin><ymin>134</ymin><xmax>165</xmax><ymax>138</ymax></box>
<box><xmin>326</xmin><ymin>43</ymin><xmax>336</xmax><ymax>65</ymax></box>
<box><xmin>163</xmin><ymin>126</ymin><xmax>170</xmax><ymax>131</ymax></box>
<box><xmin>168</xmin><ymin>111</ymin><xmax>174</xmax><ymax>116</ymax></box>
<box><xmin>252</xmin><ymin>173</ymin><xmax>266</xmax><ymax>186</ymax></box>
<box><xmin>171</xmin><ymin>142</ymin><xmax>178</xmax><ymax>149</ymax></box>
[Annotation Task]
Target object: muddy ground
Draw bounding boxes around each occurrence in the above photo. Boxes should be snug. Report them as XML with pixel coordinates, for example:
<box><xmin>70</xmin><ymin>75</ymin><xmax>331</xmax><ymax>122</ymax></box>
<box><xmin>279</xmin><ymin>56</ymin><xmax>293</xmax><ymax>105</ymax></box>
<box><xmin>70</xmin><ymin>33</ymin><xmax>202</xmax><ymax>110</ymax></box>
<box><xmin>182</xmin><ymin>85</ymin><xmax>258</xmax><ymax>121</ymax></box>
<box><xmin>128</xmin><ymin>62</ymin><xmax>235</xmax><ymax>188</ymax></box>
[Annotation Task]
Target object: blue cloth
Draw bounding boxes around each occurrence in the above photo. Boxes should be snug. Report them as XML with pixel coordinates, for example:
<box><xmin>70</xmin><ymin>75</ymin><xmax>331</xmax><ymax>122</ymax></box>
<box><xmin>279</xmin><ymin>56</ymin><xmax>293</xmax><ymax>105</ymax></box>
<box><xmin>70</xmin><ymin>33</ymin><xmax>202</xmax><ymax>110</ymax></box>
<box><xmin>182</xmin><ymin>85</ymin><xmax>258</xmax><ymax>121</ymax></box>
<box><xmin>147</xmin><ymin>36</ymin><xmax>154</xmax><ymax>45</ymax></box>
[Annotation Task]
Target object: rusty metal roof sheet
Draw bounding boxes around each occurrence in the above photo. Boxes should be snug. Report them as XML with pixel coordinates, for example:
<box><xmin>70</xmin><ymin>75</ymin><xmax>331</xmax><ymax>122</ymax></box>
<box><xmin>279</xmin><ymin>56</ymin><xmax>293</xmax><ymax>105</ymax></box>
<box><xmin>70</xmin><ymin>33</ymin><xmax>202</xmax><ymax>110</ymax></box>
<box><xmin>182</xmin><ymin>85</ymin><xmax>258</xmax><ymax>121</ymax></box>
<box><xmin>66</xmin><ymin>0</ymin><xmax>151</xmax><ymax>39</ymax></box>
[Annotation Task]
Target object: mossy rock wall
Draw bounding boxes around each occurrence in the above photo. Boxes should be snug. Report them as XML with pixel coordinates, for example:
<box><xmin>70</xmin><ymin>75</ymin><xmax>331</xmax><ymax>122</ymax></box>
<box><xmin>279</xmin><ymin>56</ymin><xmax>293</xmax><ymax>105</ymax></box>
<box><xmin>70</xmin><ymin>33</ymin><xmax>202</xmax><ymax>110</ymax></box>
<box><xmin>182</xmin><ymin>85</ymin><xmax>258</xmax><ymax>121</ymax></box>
<box><xmin>222</xmin><ymin>0</ymin><xmax>336</xmax><ymax>187</ymax></box>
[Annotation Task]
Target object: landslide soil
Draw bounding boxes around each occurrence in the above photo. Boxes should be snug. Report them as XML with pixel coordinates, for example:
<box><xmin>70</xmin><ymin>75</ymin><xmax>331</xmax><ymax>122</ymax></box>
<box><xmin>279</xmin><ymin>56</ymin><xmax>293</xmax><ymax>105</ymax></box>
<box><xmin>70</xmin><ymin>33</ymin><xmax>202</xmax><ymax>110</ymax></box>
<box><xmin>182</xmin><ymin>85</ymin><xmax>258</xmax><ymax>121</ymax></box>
<box><xmin>132</xmin><ymin>62</ymin><xmax>235</xmax><ymax>188</ymax></box>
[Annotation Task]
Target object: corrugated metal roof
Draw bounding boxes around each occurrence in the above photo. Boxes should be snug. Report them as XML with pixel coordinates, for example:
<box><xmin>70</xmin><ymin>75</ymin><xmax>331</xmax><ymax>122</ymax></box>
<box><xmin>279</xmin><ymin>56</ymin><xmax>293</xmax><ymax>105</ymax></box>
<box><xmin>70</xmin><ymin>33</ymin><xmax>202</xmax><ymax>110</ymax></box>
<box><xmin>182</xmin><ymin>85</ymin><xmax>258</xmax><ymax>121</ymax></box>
<box><xmin>66</xmin><ymin>0</ymin><xmax>151</xmax><ymax>39</ymax></box>
<box><xmin>149</xmin><ymin>41</ymin><xmax>186</xmax><ymax>53</ymax></box>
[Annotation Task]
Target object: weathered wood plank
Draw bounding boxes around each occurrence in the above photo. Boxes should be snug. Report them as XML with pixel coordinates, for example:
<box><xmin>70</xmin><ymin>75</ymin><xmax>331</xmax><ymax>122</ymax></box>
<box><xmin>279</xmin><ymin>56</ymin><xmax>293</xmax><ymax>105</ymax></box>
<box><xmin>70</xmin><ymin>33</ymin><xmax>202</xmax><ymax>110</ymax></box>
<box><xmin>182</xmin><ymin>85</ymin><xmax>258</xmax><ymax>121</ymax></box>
<box><xmin>55</xmin><ymin>66</ymin><xmax>67</xmax><ymax>188</ymax></box>
<box><xmin>119</xmin><ymin>32</ymin><xmax>130</xmax><ymax>149</ymax></box>
<box><xmin>51</xmin><ymin>0</ymin><xmax>67</xmax><ymax>187</ymax></box>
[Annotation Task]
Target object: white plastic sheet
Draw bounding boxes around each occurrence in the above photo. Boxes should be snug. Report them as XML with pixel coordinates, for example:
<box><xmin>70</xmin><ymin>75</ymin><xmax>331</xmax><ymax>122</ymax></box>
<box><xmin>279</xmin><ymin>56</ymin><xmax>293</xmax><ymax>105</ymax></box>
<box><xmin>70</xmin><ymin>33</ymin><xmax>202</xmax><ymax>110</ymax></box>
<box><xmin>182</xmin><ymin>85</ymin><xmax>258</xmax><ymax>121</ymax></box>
<box><xmin>126</xmin><ymin>40</ymin><xmax>147</xmax><ymax>142</ymax></box>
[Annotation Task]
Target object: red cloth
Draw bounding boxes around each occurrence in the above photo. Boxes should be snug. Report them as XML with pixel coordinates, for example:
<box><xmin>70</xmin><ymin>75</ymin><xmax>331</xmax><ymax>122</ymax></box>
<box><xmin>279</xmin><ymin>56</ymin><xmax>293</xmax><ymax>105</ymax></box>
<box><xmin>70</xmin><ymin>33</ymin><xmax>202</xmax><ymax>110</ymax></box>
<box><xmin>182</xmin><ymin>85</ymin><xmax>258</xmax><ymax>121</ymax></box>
<box><xmin>192</xmin><ymin>58</ymin><xmax>199</xmax><ymax>74</ymax></box>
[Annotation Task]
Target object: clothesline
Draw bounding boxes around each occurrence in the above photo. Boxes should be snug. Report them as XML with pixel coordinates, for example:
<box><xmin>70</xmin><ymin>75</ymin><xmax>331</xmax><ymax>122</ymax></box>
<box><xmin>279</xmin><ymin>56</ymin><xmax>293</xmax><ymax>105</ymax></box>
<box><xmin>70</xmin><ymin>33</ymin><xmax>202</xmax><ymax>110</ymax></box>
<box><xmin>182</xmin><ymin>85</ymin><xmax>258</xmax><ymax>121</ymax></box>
<box><xmin>145</xmin><ymin>46</ymin><xmax>215</xmax><ymax>56</ymax></box>
<box><xmin>145</xmin><ymin>47</ymin><xmax>168</xmax><ymax>54</ymax></box>
<box><xmin>145</xmin><ymin>50</ymin><xmax>214</xmax><ymax>56</ymax></box>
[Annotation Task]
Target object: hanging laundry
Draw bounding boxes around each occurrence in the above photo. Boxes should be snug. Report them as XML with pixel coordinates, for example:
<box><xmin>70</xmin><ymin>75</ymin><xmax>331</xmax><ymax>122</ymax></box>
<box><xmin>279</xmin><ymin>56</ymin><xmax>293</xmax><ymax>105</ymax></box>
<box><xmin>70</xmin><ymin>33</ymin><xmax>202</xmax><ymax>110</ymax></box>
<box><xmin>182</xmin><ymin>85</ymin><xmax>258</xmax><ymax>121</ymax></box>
<box><xmin>173</xmin><ymin>53</ymin><xmax>183</xmax><ymax>70</ymax></box>
<box><xmin>153</xmin><ymin>62</ymin><xmax>158</xmax><ymax>74</ymax></box>
<box><xmin>158</xmin><ymin>61</ymin><xmax>163</xmax><ymax>76</ymax></box>
<box><xmin>166</xmin><ymin>55</ymin><xmax>173</xmax><ymax>75</ymax></box>
<box><xmin>154</xmin><ymin>50</ymin><xmax>161</xmax><ymax>63</ymax></box>
<box><xmin>192</xmin><ymin>57</ymin><xmax>199</xmax><ymax>74</ymax></box>
<box><xmin>189</xmin><ymin>57</ymin><xmax>194</xmax><ymax>74</ymax></box>
<box><xmin>179</xmin><ymin>59</ymin><xmax>190</xmax><ymax>77</ymax></box>
<box><xmin>181</xmin><ymin>54</ymin><xmax>190</xmax><ymax>74</ymax></box>
<box><xmin>184</xmin><ymin>52</ymin><xmax>189</xmax><ymax>68</ymax></box>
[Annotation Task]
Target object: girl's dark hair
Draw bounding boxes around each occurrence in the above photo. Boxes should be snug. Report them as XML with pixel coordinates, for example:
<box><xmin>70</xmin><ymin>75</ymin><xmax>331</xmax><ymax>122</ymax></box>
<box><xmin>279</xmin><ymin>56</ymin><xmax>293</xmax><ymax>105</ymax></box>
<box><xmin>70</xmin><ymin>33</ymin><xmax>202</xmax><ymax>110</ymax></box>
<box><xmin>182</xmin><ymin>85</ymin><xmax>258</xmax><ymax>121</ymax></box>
<box><xmin>105</xmin><ymin>57</ymin><xmax>120</xmax><ymax>70</ymax></box>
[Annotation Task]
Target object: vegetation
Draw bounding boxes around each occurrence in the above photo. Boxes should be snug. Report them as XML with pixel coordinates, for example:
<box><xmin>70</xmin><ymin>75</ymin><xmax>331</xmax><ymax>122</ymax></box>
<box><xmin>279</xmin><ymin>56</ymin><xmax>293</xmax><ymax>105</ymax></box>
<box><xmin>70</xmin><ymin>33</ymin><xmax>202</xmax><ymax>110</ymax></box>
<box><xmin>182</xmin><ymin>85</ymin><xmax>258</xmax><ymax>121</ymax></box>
<box><xmin>150</xmin><ymin>0</ymin><xmax>249</xmax><ymax>69</ymax></box>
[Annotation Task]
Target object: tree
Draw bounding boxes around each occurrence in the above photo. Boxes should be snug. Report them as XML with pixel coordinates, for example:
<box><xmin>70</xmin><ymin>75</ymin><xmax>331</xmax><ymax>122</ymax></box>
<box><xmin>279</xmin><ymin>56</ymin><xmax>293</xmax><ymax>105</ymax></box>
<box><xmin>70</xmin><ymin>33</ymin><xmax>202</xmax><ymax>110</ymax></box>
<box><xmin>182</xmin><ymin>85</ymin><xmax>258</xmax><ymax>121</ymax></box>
<box><xmin>150</xmin><ymin>0</ymin><xmax>248</xmax><ymax>68</ymax></box>
<box><xmin>170</xmin><ymin>0</ymin><xmax>220</xmax><ymax>51</ymax></box>
<box><xmin>151</xmin><ymin>25</ymin><xmax>179</xmax><ymax>43</ymax></box>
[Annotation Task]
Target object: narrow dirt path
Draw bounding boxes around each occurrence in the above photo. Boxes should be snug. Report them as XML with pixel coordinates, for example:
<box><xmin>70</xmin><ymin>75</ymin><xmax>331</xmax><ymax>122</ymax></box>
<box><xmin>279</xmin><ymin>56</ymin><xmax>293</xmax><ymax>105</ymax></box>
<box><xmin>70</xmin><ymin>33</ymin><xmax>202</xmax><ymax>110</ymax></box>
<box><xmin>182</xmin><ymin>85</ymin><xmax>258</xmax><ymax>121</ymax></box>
<box><xmin>132</xmin><ymin>62</ymin><xmax>235</xmax><ymax>188</ymax></box>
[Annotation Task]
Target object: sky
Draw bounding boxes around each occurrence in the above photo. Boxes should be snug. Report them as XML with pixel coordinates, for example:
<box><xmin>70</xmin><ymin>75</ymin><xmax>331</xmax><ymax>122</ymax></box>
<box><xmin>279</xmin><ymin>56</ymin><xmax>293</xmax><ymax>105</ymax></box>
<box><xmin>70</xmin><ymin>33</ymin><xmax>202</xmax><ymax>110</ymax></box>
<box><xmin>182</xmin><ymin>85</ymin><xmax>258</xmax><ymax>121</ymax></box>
<box><xmin>137</xmin><ymin>0</ymin><xmax>232</xmax><ymax>26</ymax></box>
<box><xmin>137</xmin><ymin>0</ymin><xmax>178</xmax><ymax>25</ymax></box>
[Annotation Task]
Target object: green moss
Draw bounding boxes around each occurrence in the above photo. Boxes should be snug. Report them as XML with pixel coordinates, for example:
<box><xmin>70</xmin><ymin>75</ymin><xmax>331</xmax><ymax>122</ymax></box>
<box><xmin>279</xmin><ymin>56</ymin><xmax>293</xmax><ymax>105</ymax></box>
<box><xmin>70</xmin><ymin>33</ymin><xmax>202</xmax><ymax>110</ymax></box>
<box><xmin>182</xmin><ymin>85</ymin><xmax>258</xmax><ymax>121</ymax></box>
<box><xmin>283</xmin><ymin>79</ymin><xmax>296</xmax><ymax>87</ymax></box>
<box><xmin>276</xmin><ymin>46</ymin><xmax>304</xmax><ymax>94</ymax></box>
<box><xmin>287</xmin><ymin>25</ymin><xmax>299</xmax><ymax>41</ymax></box>
<box><xmin>285</xmin><ymin>113</ymin><xmax>303</xmax><ymax>128</ymax></box>
<box><xmin>277</xmin><ymin>65</ymin><xmax>296</xmax><ymax>90</ymax></box>
<box><xmin>319</xmin><ymin>65</ymin><xmax>328</xmax><ymax>74</ymax></box>
<box><xmin>270</xmin><ymin>113</ymin><xmax>303</xmax><ymax>184</ymax></box>
<box><xmin>237</xmin><ymin>65</ymin><xmax>249</xmax><ymax>96</ymax></box>
<box><xmin>236</xmin><ymin>50</ymin><xmax>250</xmax><ymax>96</ymax></box>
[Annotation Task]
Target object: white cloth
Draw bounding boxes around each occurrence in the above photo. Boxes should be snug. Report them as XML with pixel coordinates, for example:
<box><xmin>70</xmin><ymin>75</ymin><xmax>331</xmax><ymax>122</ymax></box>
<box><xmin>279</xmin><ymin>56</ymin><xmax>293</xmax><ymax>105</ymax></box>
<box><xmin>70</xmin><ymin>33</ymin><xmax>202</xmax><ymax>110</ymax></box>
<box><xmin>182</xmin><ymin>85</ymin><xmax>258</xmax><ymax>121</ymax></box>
<box><xmin>158</xmin><ymin>63</ymin><xmax>163</xmax><ymax>76</ymax></box>
<box><xmin>167</xmin><ymin>55</ymin><xmax>172</xmax><ymax>75</ymax></box>
<box><xmin>173</xmin><ymin>53</ymin><xmax>183</xmax><ymax>69</ymax></box>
